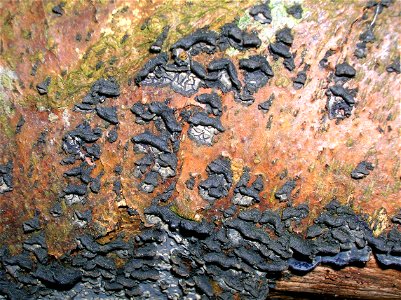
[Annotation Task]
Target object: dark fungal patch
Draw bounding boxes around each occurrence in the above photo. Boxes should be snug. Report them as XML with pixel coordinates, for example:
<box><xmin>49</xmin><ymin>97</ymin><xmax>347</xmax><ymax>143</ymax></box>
<box><xmin>198</xmin><ymin>156</ymin><xmax>233</xmax><ymax>202</ymax></box>
<box><xmin>293</xmin><ymin>64</ymin><xmax>309</xmax><ymax>89</ymax></box>
<box><xmin>232</xmin><ymin>167</ymin><xmax>264</xmax><ymax>206</ymax></box>
<box><xmin>15</xmin><ymin>116</ymin><xmax>25</xmax><ymax>134</ymax></box>
<box><xmin>52</xmin><ymin>3</ymin><xmax>65</xmax><ymax>16</ymax></box>
<box><xmin>132</xmin><ymin>131</ymin><xmax>171</xmax><ymax>153</ymax></box>
<box><xmin>326</xmin><ymin>61</ymin><xmax>358</xmax><ymax>120</ymax></box>
<box><xmin>95</xmin><ymin>106</ymin><xmax>119</xmax><ymax>124</ymax></box>
<box><xmin>50</xmin><ymin>202</ymin><xmax>63</xmax><ymax>217</ymax></box>
<box><xmin>258</xmin><ymin>94</ymin><xmax>275</xmax><ymax>113</ymax></box>
<box><xmin>135</xmin><ymin>22</ymin><xmax>264</xmax><ymax>98</ymax></box>
<box><xmin>150</xmin><ymin>26</ymin><xmax>170</xmax><ymax>53</ymax></box>
<box><xmin>75</xmin><ymin>77</ymin><xmax>120</xmax><ymax>110</ymax></box>
<box><xmin>135</xmin><ymin>51</ymin><xmax>202</xmax><ymax>96</ymax></box>
<box><xmin>73</xmin><ymin>209</ymin><xmax>92</xmax><ymax>228</ymax></box>
<box><xmin>129</xmin><ymin>97</ymin><xmax>182</xmax><ymax>200</ymax></box>
<box><xmin>286</xmin><ymin>4</ymin><xmax>303</xmax><ymax>19</ymax></box>
<box><xmin>1</xmin><ymin>199</ymin><xmax>401</xmax><ymax>298</ymax></box>
<box><xmin>386</xmin><ymin>56</ymin><xmax>400</xmax><ymax>74</ymax></box>
<box><xmin>185</xmin><ymin>175</ymin><xmax>196</xmax><ymax>190</ymax></box>
<box><xmin>319</xmin><ymin>49</ymin><xmax>335</xmax><ymax>68</ymax></box>
<box><xmin>148</xmin><ymin>101</ymin><xmax>182</xmax><ymax>133</ymax></box>
<box><xmin>135</xmin><ymin>52</ymin><xmax>169</xmax><ymax>84</ymax></box>
<box><xmin>249</xmin><ymin>4</ymin><xmax>272</xmax><ymax>24</ymax></box>
<box><xmin>282</xmin><ymin>203</ymin><xmax>309</xmax><ymax>222</ymax></box>
<box><xmin>334</xmin><ymin>62</ymin><xmax>356</xmax><ymax>83</ymax></box>
<box><xmin>153</xmin><ymin>182</ymin><xmax>176</xmax><ymax>203</ymax></box>
<box><xmin>275</xmin><ymin>179</ymin><xmax>296</xmax><ymax>202</ymax></box>
<box><xmin>205</xmin><ymin>58</ymin><xmax>242</xmax><ymax>93</ymax></box>
<box><xmin>187</xmin><ymin>111</ymin><xmax>225</xmax><ymax>145</ymax></box>
<box><xmin>113</xmin><ymin>179</ymin><xmax>122</xmax><ymax>197</ymax></box>
<box><xmin>238</xmin><ymin>55</ymin><xmax>274</xmax><ymax>105</ymax></box>
<box><xmin>22</xmin><ymin>213</ymin><xmax>41</xmax><ymax>233</ymax></box>
<box><xmin>139</xmin><ymin>171</ymin><xmax>160</xmax><ymax>193</ymax></box>
<box><xmin>36</xmin><ymin>76</ymin><xmax>51</xmax><ymax>95</ymax></box>
<box><xmin>171</xmin><ymin>28</ymin><xmax>219</xmax><ymax>55</ymax></box>
<box><xmin>195</xmin><ymin>92</ymin><xmax>222</xmax><ymax>116</ymax></box>
<box><xmin>0</xmin><ymin>159</ymin><xmax>13</xmax><ymax>194</ymax></box>
<box><xmin>354</xmin><ymin>1</ymin><xmax>393</xmax><ymax>59</ymax></box>
<box><xmin>60</xmin><ymin>121</ymin><xmax>104</xmax><ymax>203</ymax></box>
<box><xmin>329</xmin><ymin>85</ymin><xmax>356</xmax><ymax>105</ymax></box>
<box><xmin>351</xmin><ymin>161</ymin><xmax>374</xmax><ymax>179</ymax></box>
<box><xmin>106</xmin><ymin>128</ymin><xmax>118</xmax><ymax>143</ymax></box>
<box><xmin>131</xmin><ymin>102</ymin><xmax>156</xmax><ymax>124</ymax></box>
<box><xmin>269</xmin><ymin>27</ymin><xmax>296</xmax><ymax>71</ymax></box>
<box><xmin>35</xmin><ymin>262</ymin><xmax>82</xmax><ymax>289</ymax></box>
<box><xmin>219</xmin><ymin>22</ymin><xmax>262</xmax><ymax>51</ymax></box>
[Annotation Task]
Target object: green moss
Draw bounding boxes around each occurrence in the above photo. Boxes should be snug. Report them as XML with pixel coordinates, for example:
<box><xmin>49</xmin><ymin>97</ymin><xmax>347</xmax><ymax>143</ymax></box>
<box><xmin>30</xmin><ymin>0</ymin><xmax>257</xmax><ymax>110</ymax></box>
<box><xmin>170</xmin><ymin>204</ymin><xmax>197</xmax><ymax>221</ymax></box>
<box><xmin>345</xmin><ymin>138</ymin><xmax>355</xmax><ymax>147</ymax></box>
<box><xmin>21</xmin><ymin>28</ymin><xmax>32</xmax><ymax>39</ymax></box>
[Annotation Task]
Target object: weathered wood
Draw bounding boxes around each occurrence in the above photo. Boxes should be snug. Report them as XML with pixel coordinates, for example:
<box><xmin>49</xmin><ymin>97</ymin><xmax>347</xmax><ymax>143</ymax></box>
<box><xmin>272</xmin><ymin>258</ymin><xmax>401</xmax><ymax>299</ymax></box>
<box><xmin>0</xmin><ymin>0</ymin><xmax>400</xmax><ymax>298</ymax></box>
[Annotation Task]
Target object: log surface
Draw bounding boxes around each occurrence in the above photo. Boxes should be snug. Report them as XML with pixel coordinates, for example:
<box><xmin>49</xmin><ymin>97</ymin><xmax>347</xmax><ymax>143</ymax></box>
<box><xmin>0</xmin><ymin>0</ymin><xmax>400</xmax><ymax>298</ymax></box>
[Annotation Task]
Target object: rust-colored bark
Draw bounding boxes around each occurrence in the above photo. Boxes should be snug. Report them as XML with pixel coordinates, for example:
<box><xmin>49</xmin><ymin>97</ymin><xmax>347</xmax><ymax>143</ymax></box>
<box><xmin>0</xmin><ymin>0</ymin><xmax>400</xmax><ymax>298</ymax></box>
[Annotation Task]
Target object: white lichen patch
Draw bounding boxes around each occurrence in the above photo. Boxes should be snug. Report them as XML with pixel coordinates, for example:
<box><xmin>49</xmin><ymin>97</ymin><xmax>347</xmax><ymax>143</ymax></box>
<box><xmin>65</xmin><ymin>194</ymin><xmax>85</xmax><ymax>206</ymax></box>
<box><xmin>0</xmin><ymin>66</ymin><xmax>18</xmax><ymax>116</ymax></box>
<box><xmin>0</xmin><ymin>176</ymin><xmax>12</xmax><ymax>194</ymax></box>
<box><xmin>188</xmin><ymin>125</ymin><xmax>219</xmax><ymax>145</ymax></box>
<box><xmin>232</xmin><ymin>193</ymin><xmax>255</xmax><ymax>206</ymax></box>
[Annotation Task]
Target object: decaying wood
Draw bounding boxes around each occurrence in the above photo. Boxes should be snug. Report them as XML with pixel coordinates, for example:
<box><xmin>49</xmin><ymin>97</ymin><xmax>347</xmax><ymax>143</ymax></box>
<box><xmin>272</xmin><ymin>258</ymin><xmax>401</xmax><ymax>299</ymax></box>
<box><xmin>0</xmin><ymin>0</ymin><xmax>400</xmax><ymax>298</ymax></box>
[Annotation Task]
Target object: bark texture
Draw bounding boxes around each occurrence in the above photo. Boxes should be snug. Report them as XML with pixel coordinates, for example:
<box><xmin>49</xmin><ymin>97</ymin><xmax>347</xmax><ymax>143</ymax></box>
<box><xmin>0</xmin><ymin>0</ymin><xmax>400</xmax><ymax>298</ymax></box>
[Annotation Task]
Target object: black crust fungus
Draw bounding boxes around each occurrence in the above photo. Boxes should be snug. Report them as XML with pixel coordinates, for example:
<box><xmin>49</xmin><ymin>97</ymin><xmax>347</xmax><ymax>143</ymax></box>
<box><xmin>351</xmin><ymin>161</ymin><xmax>374</xmax><ymax>179</ymax></box>
<box><xmin>326</xmin><ymin>62</ymin><xmax>358</xmax><ymax>120</ymax></box>
<box><xmin>36</xmin><ymin>76</ymin><xmax>51</xmax><ymax>95</ymax></box>
<box><xmin>269</xmin><ymin>27</ymin><xmax>295</xmax><ymax>71</ymax></box>
<box><xmin>199</xmin><ymin>156</ymin><xmax>233</xmax><ymax>201</ymax></box>
<box><xmin>135</xmin><ymin>22</ymin><xmax>264</xmax><ymax>98</ymax></box>
<box><xmin>150</xmin><ymin>26</ymin><xmax>170</xmax><ymax>53</ymax></box>
<box><xmin>293</xmin><ymin>64</ymin><xmax>309</xmax><ymax>89</ymax></box>
<box><xmin>335</xmin><ymin>62</ymin><xmax>356</xmax><ymax>79</ymax></box>
<box><xmin>1</xmin><ymin>196</ymin><xmax>401</xmax><ymax>299</ymax></box>
<box><xmin>238</xmin><ymin>55</ymin><xmax>274</xmax><ymax>105</ymax></box>
<box><xmin>319</xmin><ymin>50</ymin><xmax>335</xmax><ymax>68</ymax></box>
<box><xmin>15</xmin><ymin>116</ymin><xmax>25</xmax><ymax>134</ymax></box>
<box><xmin>386</xmin><ymin>56</ymin><xmax>400</xmax><ymax>74</ymax></box>
<box><xmin>22</xmin><ymin>213</ymin><xmax>41</xmax><ymax>233</ymax></box>
<box><xmin>75</xmin><ymin>77</ymin><xmax>120</xmax><ymax>110</ymax></box>
<box><xmin>52</xmin><ymin>3</ymin><xmax>65</xmax><ymax>16</ymax></box>
<box><xmin>187</xmin><ymin>111</ymin><xmax>225</xmax><ymax>146</ymax></box>
<box><xmin>232</xmin><ymin>167</ymin><xmax>264</xmax><ymax>206</ymax></box>
<box><xmin>219</xmin><ymin>23</ymin><xmax>261</xmax><ymax>51</ymax></box>
<box><xmin>107</xmin><ymin>128</ymin><xmax>118</xmax><ymax>143</ymax></box>
<box><xmin>275</xmin><ymin>180</ymin><xmax>296</xmax><ymax>202</ymax></box>
<box><xmin>249</xmin><ymin>4</ymin><xmax>272</xmax><ymax>24</ymax></box>
<box><xmin>286</xmin><ymin>4</ymin><xmax>303</xmax><ymax>19</ymax></box>
<box><xmin>258</xmin><ymin>94</ymin><xmax>275</xmax><ymax>113</ymax></box>
<box><xmin>195</xmin><ymin>92</ymin><xmax>222</xmax><ymax>116</ymax></box>
<box><xmin>0</xmin><ymin>160</ymin><xmax>13</xmax><ymax>194</ymax></box>
<box><xmin>96</xmin><ymin>106</ymin><xmax>119</xmax><ymax>125</ymax></box>
<box><xmin>353</xmin><ymin>1</ymin><xmax>394</xmax><ymax>59</ymax></box>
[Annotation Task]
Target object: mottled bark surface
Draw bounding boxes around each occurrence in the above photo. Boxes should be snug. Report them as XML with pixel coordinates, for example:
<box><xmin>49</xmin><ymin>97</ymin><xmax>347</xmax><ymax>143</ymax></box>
<box><xmin>0</xmin><ymin>0</ymin><xmax>400</xmax><ymax>298</ymax></box>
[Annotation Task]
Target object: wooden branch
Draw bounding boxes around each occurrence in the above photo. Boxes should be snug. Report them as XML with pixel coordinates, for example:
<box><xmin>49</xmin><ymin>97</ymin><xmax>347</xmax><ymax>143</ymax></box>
<box><xmin>271</xmin><ymin>258</ymin><xmax>401</xmax><ymax>299</ymax></box>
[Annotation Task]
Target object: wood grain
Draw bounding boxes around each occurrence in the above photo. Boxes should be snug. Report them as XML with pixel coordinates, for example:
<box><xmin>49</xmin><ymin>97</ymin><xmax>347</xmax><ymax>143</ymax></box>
<box><xmin>272</xmin><ymin>258</ymin><xmax>401</xmax><ymax>299</ymax></box>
